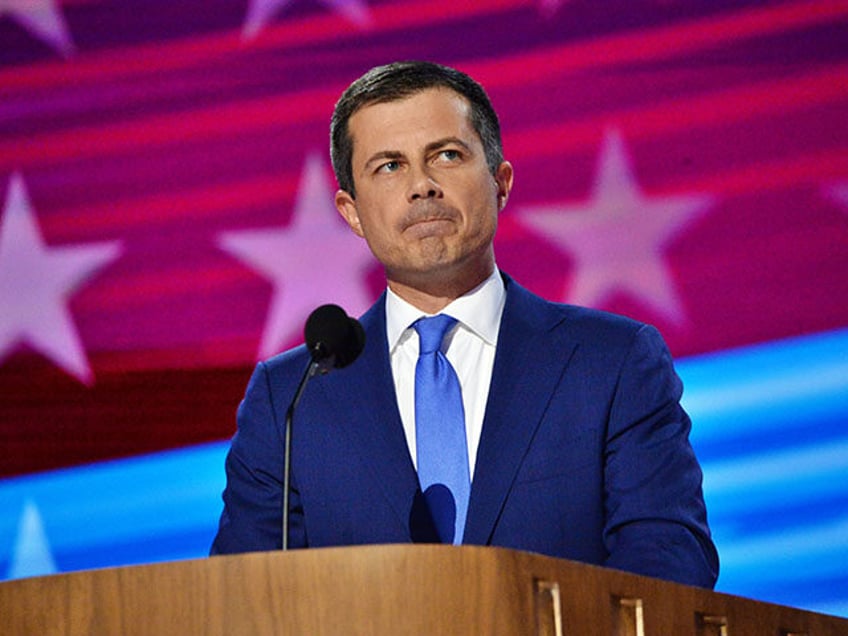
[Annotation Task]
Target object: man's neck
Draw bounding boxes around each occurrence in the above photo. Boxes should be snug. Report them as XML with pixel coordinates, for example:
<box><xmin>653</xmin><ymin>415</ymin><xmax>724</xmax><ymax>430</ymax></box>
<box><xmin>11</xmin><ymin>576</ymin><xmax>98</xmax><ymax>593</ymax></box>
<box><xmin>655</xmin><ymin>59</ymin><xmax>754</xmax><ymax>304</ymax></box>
<box><xmin>387</xmin><ymin>262</ymin><xmax>495</xmax><ymax>314</ymax></box>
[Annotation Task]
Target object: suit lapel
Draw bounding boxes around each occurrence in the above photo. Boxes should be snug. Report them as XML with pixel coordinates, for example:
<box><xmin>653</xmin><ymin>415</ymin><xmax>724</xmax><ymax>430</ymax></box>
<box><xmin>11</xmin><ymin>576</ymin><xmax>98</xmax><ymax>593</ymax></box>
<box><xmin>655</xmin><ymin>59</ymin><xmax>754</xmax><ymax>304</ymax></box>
<box><xmin>312</xmin><ymin>294</ymin><xmax>421</xmax><ymax>532</ymax></box>
<box><xmin>464</xmin><ymin>276</ymin><xmax>578</xmax><ymax>545</ymax></box>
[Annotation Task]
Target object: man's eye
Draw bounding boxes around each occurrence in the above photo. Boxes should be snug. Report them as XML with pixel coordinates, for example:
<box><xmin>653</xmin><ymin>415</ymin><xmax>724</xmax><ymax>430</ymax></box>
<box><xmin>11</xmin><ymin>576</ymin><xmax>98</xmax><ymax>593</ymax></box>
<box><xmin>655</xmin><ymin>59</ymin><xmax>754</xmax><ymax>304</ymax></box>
<box><xmin>439</xmin><ymin>149</ymin><xmax>461</xmax><ymax>161</ymax></box>
<box><xmin>378</xmin><ymin>161</ymin><xmax>400</xmax><ymax>173</ymax></box>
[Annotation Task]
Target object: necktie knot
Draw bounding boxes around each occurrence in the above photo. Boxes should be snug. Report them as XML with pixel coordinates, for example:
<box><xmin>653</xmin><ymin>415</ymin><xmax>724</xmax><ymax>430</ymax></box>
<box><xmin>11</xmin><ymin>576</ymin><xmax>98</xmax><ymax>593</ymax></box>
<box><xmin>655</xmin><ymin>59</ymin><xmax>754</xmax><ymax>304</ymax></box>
<box><xmin>413</xmin><ymin>314</ymin><xmax>457</xmax><ymax>354</ymax></box>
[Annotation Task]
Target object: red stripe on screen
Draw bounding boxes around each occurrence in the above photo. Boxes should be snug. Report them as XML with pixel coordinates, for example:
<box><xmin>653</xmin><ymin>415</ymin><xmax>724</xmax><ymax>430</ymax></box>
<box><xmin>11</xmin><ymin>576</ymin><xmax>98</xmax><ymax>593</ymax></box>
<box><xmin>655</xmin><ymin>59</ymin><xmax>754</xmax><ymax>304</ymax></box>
<box><xmin>2</xmin><ymin>0</ymin><xmax>845</xmax><ymax>94</ymax></box>
<box><xmin>504</xmin><ymin>64</ymin><xmax>848</xmax><ymax>159</ymax></box>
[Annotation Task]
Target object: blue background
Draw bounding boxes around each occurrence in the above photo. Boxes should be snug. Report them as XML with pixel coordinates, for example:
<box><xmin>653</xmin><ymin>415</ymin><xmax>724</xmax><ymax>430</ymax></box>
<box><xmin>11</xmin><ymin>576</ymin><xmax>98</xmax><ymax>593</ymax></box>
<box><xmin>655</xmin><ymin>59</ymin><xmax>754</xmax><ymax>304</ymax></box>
<box><xmin>2</xmin><ymin>326</ymin><xmax>847</xmax><ymax>618</ymax></box>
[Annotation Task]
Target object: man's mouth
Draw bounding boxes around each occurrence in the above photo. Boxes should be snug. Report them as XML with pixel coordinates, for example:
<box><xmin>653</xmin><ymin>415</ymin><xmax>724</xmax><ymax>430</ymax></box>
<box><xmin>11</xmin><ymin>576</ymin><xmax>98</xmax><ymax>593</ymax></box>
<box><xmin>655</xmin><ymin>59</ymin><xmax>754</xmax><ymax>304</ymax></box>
<box><xmin>401</xmin><ymin>204</ymin><xmax>459</xmax><ymax>233</ymax></box>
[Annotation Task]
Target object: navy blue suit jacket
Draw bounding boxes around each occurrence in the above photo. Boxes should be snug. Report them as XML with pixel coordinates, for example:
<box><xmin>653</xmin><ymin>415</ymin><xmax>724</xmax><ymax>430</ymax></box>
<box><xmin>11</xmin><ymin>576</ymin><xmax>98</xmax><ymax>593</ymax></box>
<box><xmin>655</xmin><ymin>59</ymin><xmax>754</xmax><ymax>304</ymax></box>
<box><xmin>211</xmin><ymin>274</ymin><xmax>719</xmax><ymax>588</ymax></box>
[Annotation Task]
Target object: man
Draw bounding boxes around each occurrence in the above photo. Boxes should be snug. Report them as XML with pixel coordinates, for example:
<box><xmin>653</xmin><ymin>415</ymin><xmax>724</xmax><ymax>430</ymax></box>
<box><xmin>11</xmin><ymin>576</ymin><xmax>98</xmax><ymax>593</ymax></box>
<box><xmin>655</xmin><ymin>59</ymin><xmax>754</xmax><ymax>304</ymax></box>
<box><xmin>211</xmin><ymin>61</ymin><xmax>719</xmax><ymax>588</ymax></box>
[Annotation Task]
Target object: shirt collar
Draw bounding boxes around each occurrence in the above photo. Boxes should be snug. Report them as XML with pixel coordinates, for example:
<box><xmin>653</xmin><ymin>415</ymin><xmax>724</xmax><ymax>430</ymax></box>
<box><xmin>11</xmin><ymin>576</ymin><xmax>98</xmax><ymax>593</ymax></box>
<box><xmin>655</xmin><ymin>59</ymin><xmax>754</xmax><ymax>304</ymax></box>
<box><xmin>386</xmin><ymin>268</ymin><xmax>506</xmax><ymax>351</ymax></box>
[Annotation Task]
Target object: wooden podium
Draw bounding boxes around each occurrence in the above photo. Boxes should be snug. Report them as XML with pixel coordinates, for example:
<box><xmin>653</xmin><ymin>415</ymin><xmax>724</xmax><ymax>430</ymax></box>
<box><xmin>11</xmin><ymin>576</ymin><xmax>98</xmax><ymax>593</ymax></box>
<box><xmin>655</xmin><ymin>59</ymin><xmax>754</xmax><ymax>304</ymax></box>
<box><xmin>1</xmin><ymin>545</ymin><xmax>846</xmax><ymax>635</ymax></box>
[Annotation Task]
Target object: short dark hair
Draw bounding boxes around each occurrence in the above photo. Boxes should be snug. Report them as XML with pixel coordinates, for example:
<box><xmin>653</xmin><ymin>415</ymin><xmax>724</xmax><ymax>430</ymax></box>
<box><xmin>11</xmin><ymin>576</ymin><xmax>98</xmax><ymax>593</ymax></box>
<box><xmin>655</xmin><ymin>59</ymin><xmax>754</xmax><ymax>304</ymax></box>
<box><xmin>330</xmin><ymin>61</ymin><xmax>504</xmax><ymax>197</ymax></box>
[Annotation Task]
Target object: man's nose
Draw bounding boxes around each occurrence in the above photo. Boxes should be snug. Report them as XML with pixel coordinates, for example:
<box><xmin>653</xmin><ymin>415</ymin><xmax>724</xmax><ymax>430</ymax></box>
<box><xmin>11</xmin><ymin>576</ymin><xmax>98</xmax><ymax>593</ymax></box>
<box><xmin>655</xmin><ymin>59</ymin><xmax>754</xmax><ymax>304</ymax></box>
<box><xmin>407</xmin><ymin>166</ymin><xmax>443</xmax><ymax>201</ymax></box>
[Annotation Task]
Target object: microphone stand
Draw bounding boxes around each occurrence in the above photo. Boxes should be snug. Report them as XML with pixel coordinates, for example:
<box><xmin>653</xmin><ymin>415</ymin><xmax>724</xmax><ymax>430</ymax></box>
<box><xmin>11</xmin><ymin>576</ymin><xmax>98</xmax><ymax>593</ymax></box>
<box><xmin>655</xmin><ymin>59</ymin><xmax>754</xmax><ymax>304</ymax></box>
<box><xmin>281</xmin><ymin>351</ymin><xmax>333</xmax><ymax>550</ymax></box>
<box><xmin>278</xmin><ymin>304</ymin><xmax>364</xmax><ymax>551</ymax></box>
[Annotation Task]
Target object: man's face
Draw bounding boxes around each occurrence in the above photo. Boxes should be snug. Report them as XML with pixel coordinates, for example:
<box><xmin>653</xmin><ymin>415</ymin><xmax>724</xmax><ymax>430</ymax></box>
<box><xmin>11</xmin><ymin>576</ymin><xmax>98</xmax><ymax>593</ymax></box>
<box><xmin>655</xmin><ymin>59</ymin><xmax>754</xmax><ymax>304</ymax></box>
<box><xmin>335</xmin><ymin>87</ymin><xmax>513</xmax><ymax>290</ymax></box>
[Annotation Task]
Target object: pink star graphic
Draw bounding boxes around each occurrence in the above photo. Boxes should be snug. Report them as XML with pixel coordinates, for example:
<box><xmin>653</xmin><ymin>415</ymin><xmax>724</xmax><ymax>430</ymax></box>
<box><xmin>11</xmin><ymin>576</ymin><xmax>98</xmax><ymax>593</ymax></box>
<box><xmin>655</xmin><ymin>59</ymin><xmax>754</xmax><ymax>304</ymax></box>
<box><xmin>515</xmin><ymin>129</ymin><xmax>716</xmax><ymax>326</ymax></box>
<box><xmin>0</xmin><ymin>0</ymin><xmax>74</xmax><ymax>57</ymax></box>
<box><xmin>0</xmin><ymin>173</ymin><xmax>122</xmax><ymax>384</ymax></box>
<box><xmin>218</xmin><ymin>153</ymin><xmax>375</xmax><ymax>359</ymax></box>
<box><xmin>242</xmin><ymin>0</ymin><xmax>371</xmax><ymax>40</ymax></box>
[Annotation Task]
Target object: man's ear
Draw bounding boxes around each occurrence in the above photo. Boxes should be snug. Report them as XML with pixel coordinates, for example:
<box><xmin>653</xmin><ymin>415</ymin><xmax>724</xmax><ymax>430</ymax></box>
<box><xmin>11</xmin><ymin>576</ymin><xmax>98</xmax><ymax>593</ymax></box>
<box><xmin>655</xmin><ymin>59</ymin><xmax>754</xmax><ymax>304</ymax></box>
<box><xmin>335</xmin><ymin>189</ymin><xmax>364</xmax><ymax>237</ymax></box>
<box><xmin>495</xmin><ymin>161</ymin><xmax>514</xmax><ymax>211</ymax></box>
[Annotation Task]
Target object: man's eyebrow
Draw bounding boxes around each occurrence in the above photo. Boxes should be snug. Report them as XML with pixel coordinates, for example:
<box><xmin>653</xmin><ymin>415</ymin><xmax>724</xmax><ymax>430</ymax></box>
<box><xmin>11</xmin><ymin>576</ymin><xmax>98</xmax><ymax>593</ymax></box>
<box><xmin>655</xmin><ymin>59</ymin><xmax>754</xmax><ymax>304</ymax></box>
<box><xmin>363</xmin><ymin>150</ymin><xmax>404</xmax><ymax>171</ymax></box>
<box><xmin>424</xmin><ymin>137</ymin><xmax>473</xmax><ymax>154</ymax></box>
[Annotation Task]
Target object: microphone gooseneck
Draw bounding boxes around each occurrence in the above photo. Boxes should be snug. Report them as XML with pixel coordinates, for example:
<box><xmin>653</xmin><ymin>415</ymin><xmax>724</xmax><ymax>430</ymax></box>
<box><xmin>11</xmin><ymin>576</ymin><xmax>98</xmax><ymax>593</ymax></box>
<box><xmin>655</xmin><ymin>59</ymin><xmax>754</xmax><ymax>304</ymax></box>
<box><xmin>282</xmin><ymin>304</ymin><xmax>365</xmax><ymax>550</ymax></box>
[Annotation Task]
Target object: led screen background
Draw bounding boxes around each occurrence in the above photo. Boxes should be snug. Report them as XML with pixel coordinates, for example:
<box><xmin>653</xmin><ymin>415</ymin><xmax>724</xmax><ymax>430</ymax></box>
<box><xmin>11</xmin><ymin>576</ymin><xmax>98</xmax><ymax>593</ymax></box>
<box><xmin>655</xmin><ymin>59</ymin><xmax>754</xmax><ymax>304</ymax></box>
<box><xmin>1</xmin><ymin>0</ymin><xmax>847</xmax><ymax>617</ymax></box>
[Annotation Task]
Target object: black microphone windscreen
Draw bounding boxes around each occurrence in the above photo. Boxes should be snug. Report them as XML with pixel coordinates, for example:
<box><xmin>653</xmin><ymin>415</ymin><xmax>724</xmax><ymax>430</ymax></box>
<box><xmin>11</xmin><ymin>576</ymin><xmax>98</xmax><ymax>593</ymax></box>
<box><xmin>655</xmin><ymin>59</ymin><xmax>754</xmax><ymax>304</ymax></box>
<box><xmin>304</xmin><ymin>304</ymin><xmax>365</xmax><ymax>368</ymax></box>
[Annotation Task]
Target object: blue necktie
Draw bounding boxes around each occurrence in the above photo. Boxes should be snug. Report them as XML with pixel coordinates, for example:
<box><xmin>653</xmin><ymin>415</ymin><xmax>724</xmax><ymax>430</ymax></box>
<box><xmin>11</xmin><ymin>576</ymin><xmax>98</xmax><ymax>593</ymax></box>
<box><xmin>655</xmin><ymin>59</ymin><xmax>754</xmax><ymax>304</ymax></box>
<box><xmin>413</xmin><ymin>315</ymin><xmax>470</xmax><ymax>545</ymax></box>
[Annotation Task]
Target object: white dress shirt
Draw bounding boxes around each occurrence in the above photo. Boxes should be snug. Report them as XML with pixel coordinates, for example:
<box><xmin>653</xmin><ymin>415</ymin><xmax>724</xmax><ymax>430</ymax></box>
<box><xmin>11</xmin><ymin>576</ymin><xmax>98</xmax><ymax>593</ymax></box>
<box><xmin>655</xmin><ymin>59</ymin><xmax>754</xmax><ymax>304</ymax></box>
<box><xmin>386</xmin><ymin>268</ymin><xmax>506</xmax><ymax>479</ymax></box>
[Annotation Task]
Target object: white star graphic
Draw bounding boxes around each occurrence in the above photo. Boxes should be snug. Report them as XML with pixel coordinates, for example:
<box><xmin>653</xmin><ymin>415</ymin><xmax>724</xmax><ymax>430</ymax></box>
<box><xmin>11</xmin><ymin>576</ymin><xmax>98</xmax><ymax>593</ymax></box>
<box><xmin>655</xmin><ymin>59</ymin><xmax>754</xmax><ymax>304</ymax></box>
<box><xmin>242</xmin><ymin>0</ymin><xmax>371</xmax><ymax>41</ymax></box>
<box><xmin>0</xmin><ymin>0</ymin><xmax>75</xmax><ymax>58</ymax></box>
<box><xmin>515</xmin><ymin>129</ymin><xmax>716</xmax><ymax>325</ymax></box>
<box><xmin>7</xmin><ymin>500</ymin><xmax>57</xmax><ymax>579</ymax></box>
<box><xmin>0</xmin><ymin>173</ymin><xmax>122</xmax><ymax>384</ymax></box>
<box><xmin>218</xmin><ymin>153</ymin><xmax>375</xmax><ymax>359</ymax></box>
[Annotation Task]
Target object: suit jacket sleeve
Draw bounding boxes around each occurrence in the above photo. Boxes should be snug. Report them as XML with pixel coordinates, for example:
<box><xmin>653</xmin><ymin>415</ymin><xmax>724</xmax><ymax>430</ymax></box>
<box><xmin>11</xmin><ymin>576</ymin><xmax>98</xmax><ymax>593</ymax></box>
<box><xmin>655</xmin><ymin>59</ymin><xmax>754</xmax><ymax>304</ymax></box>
<box><xmin>210</xmin><ymin>360</ymin><xmax>307</xmax><ymax>554</ymax></box>
<box><xmin>602</xmin><ymin>323</ymin><xmax>718</xmax><ymax>587</ymax></box>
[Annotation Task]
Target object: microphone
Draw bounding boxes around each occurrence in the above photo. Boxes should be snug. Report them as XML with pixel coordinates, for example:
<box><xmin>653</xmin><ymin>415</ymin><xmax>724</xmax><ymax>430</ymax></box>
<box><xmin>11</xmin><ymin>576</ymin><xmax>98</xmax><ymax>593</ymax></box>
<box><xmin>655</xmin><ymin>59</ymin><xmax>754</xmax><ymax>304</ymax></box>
<box><xmin>282</xmin><ymin>304</ymin><xmax>365</xmax><ymax>550</ymax></box>
<box><xmin>304</xmin><ymin>304</ymin><xmax>366</xmax><ymax>372</ymax></box>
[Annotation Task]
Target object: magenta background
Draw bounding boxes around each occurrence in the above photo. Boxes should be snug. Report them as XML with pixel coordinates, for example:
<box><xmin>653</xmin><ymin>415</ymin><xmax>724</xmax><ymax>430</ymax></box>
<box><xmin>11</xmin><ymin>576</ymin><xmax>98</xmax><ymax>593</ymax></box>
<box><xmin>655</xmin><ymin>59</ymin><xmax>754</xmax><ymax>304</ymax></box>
<box><xmin>1</xmin><ymin>0</ymin><xmax>847</xmax><ymax>476</ymax></box>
